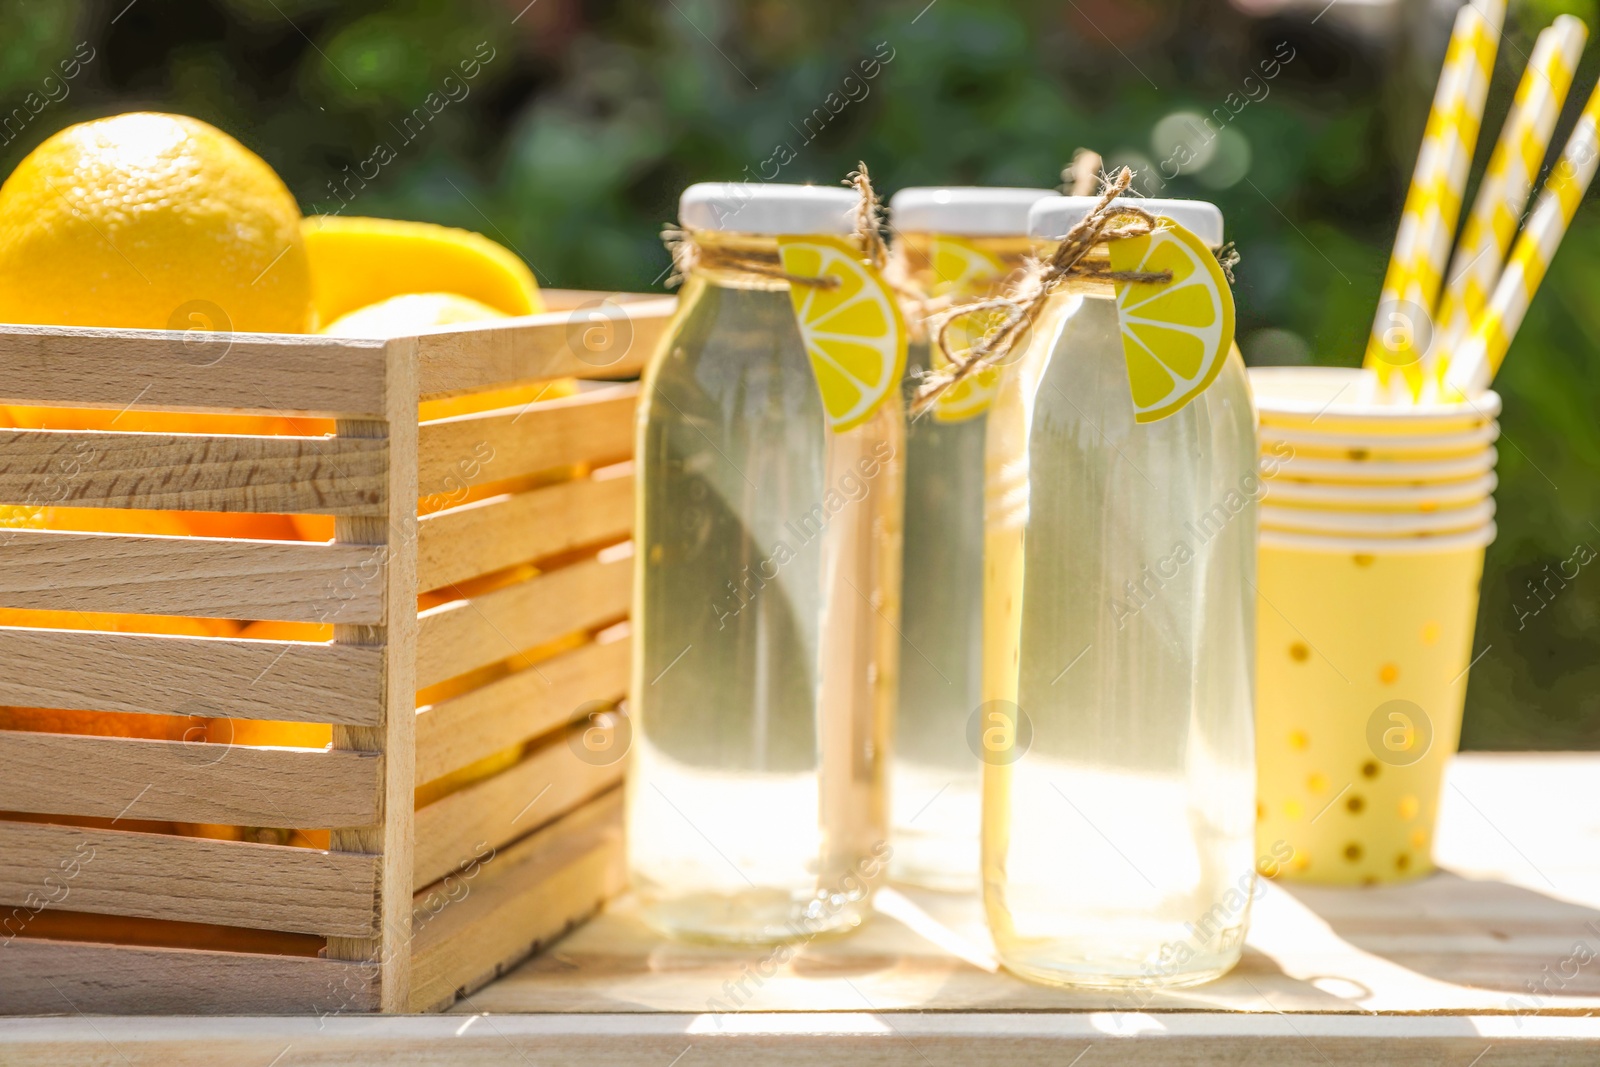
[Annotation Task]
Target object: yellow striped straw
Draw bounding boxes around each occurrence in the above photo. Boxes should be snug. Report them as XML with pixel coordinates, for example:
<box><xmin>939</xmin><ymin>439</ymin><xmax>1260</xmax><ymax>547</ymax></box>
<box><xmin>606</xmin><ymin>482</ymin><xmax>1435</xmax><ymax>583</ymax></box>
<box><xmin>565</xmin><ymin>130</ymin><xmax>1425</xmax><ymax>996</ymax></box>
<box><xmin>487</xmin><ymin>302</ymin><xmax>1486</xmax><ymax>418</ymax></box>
<box><xmin>1444</xmin><ymin>79</ymin><xmax>1600</xmax><ymax>396</ymax></box>
<box><xmin>1364</xmin><ymin>0</ymin><xmax>1504</xmax><ymax>396</ymax></box>
<box><xmin>1434</xmin><ymin>16</ymin><xmax>1587</xmax><ymax>364</ymax></box>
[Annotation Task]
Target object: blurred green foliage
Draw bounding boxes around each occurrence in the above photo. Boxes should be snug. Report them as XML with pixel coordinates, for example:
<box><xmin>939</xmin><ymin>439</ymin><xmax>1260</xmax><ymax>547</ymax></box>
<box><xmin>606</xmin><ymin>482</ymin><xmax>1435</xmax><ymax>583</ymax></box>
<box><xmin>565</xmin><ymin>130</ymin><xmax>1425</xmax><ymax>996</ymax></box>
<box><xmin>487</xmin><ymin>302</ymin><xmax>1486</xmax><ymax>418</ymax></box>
<box><xmin>0</xmin><ymin>0</ymin><xmax>1595</xmax><ymax>748</ymax></box>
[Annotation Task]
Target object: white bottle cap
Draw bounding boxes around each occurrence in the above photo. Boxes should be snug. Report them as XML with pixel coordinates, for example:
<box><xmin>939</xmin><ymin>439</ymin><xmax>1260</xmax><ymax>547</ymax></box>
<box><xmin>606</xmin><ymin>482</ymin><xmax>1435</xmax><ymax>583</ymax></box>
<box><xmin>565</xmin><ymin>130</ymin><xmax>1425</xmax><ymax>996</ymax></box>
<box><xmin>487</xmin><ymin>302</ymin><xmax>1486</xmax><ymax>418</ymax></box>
<box><xmin>679</xmin><ymin>182</ymin><xmax>858</xmax><ymax>236</ymax></box>
<box><xmin>887</xmin><ymin>187</ymin><xmax>1061</xmax><ymax>236</ymax></box>
<box><xmin>1029</xmin><ymin>196</ymin><xmax>1225</xmax><ymax>249</ymax></box>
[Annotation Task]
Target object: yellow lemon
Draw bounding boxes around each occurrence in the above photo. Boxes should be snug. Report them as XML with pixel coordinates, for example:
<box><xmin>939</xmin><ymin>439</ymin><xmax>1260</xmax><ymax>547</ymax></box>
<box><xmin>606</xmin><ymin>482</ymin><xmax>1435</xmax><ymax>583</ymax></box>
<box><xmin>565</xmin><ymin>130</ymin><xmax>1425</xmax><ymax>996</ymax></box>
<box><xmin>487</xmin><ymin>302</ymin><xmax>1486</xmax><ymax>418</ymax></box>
<box><xmin>1109</xmin><ymin>218</ymin><xmax>1235</xmax><ymax>424</ymax></box>
<box><xmin>318</xmin><ymin>289</ymin><xmax>576</xmax><ymax>428</ymax></box>
<box><xmin>321</xmin><ymin>291</ymin><xmax>507</xmax><ymax>337</ymax></box>
<box><xmin>0</xmin><ymin>112</ymin><xmax>312</xmax><ymax>332</ymax></box>
<box><xmin>776</xmin><ymin>235</ymin><xmax>907</xmax><ymax>431</ymax></box>
<box><xmin>302</xmin><ymin>215</ymin><xmax>543</xmax><ymax>326</ymax></box>
<box><xmin>415</xmin><ymin>742</ymin><xmax>528</xmax><ymax>809</ymax></box>
<box><xmin>320</xmin><ymin>290</ymin><xmax>578</xmax><ymax>424</ymax></box>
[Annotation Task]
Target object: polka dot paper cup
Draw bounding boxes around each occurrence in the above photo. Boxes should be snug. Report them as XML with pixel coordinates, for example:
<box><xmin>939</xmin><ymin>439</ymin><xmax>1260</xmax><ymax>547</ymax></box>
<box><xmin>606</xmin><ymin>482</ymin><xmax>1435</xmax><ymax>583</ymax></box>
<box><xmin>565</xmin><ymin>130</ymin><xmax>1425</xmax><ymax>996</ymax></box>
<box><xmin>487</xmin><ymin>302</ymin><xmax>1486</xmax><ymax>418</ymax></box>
<box><xmin>1269</xmin><ymin>447</ymin><xmax>1498</xmax><ymax>485</ymax></box>
<box><xmin>1255</xmin><ymin>523</ymin><xmax>1494</xmax><ymax>885</ymax></box>
<box><xmin>1260</xmin><ymin>498</ymin><xmax>1495</xmax><ymax>537</ymax></box>
<box><xmin>1261</xmin><ymin>472</ymin><xmax>1497</xmax><ymax>514</ymax></box>
<box><xmin>1259</xmin><ymin>421</ymin><xmax>1500</xmax><ymax>463</ymax></box>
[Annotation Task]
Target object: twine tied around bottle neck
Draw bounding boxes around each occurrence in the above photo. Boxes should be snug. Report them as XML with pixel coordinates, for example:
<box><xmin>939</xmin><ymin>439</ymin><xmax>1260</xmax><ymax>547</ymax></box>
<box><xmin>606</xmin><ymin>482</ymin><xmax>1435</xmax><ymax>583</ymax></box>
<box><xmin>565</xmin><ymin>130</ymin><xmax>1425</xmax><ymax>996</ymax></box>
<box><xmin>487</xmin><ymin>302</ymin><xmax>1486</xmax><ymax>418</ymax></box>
<box><xmin>662</xmin><ymin>162</ymin><xmax>896</xmax><ymax>291</ymax></box>
<box><xmin>662</xmin><ymin>228</ymin><xmax>841</xmax><ymax>289</ymax></box>
<box><xmin>909</xmin><ymin>167</ymin><xmax>1173</xmax><ymax>418</ymax></box>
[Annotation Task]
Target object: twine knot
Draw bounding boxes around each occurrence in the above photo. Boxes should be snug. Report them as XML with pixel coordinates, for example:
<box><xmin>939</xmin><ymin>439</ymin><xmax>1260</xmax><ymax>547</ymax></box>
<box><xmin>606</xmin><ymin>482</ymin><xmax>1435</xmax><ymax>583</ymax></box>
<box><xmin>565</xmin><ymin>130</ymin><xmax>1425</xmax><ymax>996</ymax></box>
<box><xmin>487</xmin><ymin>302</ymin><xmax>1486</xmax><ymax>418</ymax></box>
<box><xmin>910</xmin><ymin>167</ymin><xmax>1173</xmax><ymax>418</ymax></box>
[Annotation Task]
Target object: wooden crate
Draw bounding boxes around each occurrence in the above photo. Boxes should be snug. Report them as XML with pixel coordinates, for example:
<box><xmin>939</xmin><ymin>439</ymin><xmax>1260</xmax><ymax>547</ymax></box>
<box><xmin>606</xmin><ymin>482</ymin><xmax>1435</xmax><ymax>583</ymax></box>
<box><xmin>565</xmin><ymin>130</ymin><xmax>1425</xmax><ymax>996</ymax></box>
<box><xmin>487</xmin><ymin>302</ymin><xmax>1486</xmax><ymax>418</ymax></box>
<box><xmin>0</xmin><ymin>289</ymin><xmax>672</xmax><ymax>1014</ymax></box>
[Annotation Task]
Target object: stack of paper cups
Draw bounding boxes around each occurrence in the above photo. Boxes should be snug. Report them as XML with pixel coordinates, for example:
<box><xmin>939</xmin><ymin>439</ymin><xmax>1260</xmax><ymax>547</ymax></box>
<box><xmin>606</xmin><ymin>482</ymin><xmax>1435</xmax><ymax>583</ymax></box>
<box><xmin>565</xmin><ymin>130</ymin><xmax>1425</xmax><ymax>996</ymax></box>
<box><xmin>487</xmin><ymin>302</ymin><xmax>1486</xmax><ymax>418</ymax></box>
<box><xmin>1250</xmin><ymin>366</ymin><xmax>1499</xmax><ymax>885</ymax></box>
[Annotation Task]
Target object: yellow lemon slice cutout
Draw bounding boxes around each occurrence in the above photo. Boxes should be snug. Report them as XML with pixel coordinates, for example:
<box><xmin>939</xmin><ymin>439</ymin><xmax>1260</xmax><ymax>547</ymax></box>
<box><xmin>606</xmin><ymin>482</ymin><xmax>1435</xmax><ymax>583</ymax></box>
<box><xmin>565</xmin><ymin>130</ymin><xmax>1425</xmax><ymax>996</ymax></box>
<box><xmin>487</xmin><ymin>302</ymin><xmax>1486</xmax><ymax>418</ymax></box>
<box><xmin>927</xmin><ymin>235</ymin><xmax>1009</xmax><ymax>423</ymax></box>
<box><xmin>1109</xmin><ymin>218</ymin><xmax>1235</xmax><ymax>424</ymax></box>
<box><xmin>776</xmin><ymin>235</ymin><xmax>908</xmax><ymax>432</ymax></box>
<box><xmin>927</xmin><ymin>234</ymin><xmax>1008</xmax><ymax>298</ymax></box>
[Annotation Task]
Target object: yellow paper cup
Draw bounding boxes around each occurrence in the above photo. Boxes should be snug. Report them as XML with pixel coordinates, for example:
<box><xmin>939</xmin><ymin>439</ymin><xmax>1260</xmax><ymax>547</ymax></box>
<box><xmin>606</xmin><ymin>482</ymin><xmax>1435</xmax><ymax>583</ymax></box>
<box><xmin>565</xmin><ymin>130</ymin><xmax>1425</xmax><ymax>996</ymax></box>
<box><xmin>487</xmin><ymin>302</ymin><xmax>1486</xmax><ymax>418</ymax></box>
<box><xmin>1260</xmin><ymin>421</ymin><xmax>1499</xmax><ymax>462</ymax></box>
<box><xmin>1270</xmin><ymin>447</ymin><xmax>1497</xmax><ymax>485</ymax></box>
<box><xmin>1255</xmin><ymin>522</ymin><xmax>1494</xmax><ymax>885</ymax></box>
<box><xmin>1262</xmin><ymin>472</ymin><xmax>1497</xmax><ymax>513</ymax></box>
<box><xmin>1251</xmin><ymin>366</ymin><xmax>1501</xmax><ymax>436</ymax></box>
<box><xmin>1260</xmin><ymin>498</ymin><xmax>1494</xmax><ymax>537</ymax></box>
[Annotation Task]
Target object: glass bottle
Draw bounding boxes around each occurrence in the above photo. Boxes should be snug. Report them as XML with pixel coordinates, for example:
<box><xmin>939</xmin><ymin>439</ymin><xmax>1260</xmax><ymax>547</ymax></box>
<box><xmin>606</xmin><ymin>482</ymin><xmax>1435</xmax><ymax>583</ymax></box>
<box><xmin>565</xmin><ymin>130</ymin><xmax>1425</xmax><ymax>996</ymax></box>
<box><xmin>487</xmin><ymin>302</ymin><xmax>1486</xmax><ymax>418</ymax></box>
<box><xmin>983</xmin><ymin>196</ymin><xmax>1257</xmax><ymax>987</ymax></box>
<box><xmin>885</xmin><ymin>187</ymin><xmax>1058</xmax><ymax>892</ymax></box>
<box><xmin>628</xmin><ymin>183</ymin><xmax>903</xmax><ymax>944</ymax></box>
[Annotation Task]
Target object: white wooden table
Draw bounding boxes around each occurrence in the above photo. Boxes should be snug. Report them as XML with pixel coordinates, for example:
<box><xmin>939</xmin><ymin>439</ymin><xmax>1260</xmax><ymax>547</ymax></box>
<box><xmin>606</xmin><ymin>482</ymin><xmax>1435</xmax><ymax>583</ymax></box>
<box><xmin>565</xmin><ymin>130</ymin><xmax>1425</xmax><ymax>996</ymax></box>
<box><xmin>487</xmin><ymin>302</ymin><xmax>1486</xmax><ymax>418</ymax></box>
<box><xmin>5</xmin><ymin>752</ymin><xmax>1600</xmax><ymax>1064</ymax></box>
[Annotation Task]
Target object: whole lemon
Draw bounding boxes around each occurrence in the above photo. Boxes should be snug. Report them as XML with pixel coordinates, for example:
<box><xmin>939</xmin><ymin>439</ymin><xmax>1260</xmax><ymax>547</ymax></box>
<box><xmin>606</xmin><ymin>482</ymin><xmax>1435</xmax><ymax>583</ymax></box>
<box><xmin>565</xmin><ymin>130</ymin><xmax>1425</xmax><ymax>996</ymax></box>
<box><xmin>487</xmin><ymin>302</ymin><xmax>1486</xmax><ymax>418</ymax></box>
<box><xmin>0</xmin><ymin>112</ymin><xmax>312</xmax><ymax>333</ymax></box>
<box><xmin>320</xmin><ymin>291</ymin><xmax>507</xmax><ymax>337</ymax></box>
<box><xmin>302</xmin><ymin>215</ymin><xmax>543</xmax><ymax>325</ymax></box>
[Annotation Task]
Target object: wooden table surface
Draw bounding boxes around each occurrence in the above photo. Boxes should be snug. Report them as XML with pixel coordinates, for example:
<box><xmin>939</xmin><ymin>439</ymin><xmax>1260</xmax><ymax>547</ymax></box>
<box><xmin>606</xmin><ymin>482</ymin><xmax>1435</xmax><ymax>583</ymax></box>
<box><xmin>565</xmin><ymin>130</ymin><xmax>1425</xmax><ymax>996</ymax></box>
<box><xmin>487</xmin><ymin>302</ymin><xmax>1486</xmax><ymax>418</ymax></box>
<box><xmin>6</xmin><ymin>752</ymin><xmax>1600</xmax><ymax>1064</ymax></box>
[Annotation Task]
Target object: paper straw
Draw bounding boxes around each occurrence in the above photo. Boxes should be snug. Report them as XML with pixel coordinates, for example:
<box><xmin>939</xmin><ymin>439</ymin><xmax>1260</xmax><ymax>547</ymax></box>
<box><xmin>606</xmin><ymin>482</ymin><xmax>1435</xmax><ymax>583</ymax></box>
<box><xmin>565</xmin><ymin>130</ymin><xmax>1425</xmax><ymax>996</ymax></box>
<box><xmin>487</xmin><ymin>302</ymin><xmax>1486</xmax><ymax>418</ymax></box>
<box><xmin>1433</xmin><ymin>16</ymin><xmax>1587</xmax><ymax>365</ymax></box>
<box><xmin>1364</xmin><ymin>0</ymin><xmax>1505</xmax><ymax>396</ymax></box>
<box><xmin>1444</xmin><ymin>80</ymin><xmax>1600</xmax><ymax>396</ymax></box>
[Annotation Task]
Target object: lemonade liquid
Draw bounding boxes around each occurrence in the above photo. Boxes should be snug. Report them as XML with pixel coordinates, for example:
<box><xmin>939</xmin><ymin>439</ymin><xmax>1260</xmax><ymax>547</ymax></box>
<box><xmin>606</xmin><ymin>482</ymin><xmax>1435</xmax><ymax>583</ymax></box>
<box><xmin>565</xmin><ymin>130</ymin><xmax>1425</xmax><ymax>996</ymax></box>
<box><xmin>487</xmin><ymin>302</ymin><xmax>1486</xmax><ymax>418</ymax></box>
<box><xmin>629</xmin><ymin>184</ymin><xmax>903</xmax><ymax>944</ymax></box>
<box><xmin>983</xmin><ymin>197</ymin><xmax>1258</xmax><ymax>987</ymax></box>
<box><xmin>886</xmin><ymin>187</ymin><xmax>1057</xmax><ymax>891</ymax></box>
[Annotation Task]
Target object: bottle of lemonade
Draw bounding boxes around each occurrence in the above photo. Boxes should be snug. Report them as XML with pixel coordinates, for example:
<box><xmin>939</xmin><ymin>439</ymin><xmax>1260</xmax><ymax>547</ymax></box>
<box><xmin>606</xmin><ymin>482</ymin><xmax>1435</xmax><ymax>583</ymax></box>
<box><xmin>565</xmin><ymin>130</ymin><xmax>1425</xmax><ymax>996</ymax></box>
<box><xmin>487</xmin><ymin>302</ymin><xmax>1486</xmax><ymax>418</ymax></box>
<box><xmin>886</xmin><ymin>187</ymin><xmax>1058</xmax><ymax>891</ymax></box>
<box><xmin>629</xmin><ymin>183</ymin><xmax>904</xmax><ymax>944</ymax></box>
<box><xmin>983</xmin><ymin>195</ymin><xmax>1257</xmax><ymax>987</ymax></box>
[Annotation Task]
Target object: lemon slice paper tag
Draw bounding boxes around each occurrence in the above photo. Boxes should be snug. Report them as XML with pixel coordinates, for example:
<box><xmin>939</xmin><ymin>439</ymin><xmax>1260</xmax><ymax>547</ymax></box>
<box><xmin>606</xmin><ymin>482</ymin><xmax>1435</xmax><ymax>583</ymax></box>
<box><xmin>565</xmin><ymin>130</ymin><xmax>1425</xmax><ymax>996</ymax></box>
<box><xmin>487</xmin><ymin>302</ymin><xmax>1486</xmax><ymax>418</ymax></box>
<box><xmin>1108</xmin><ymin>218</ymin><xmax>1235</xmax><ymax>424</ymax></box>
<box><xmin>926</xmin><ymin>234</ymin><xmax>1008</xmax><ymax>299</ymax></box>
<box><xmin>927</xmin><ymin>235</ymin><xmax>1008</xmax><ymax>423</ymax></box>
<box><xmin>776</xmin><ymin>234</ymin><xmax>908</xmax><ymax>432</ymax></box>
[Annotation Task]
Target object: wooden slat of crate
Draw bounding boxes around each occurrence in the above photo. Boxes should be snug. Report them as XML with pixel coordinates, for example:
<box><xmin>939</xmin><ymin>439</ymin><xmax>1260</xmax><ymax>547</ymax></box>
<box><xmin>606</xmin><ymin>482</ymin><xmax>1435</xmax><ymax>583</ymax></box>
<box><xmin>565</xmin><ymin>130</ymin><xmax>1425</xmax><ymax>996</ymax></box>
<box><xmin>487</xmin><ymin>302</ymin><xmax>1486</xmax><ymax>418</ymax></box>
<box><xmin>415</xmin><ymin>297</ymin><xmax>673</xmax><ymax>399</ymax></box>
<box><xmin>325</xmin><ymin>335</ymin><xmax>419</xmax><ymax>1013</ymax></box>
<box><xmin>415</xmin><ymin>632</ymin><xmax>629</xmax><ymax>784</ymax></box>
<box><xmin>416</xmin><ymin>465</ymin><xmax>632</xmax><ymax>591</ymax></box>
<box><xmin>0</xmin><ymin>627</ymin><xmax>382</xmax><ymax>723</ymax></box>
<box><xmin>0</xmin><ymin>324</ymin><xmax>389</xmax><ymax>419</ymax></box>
<box><xmin>0</xmin><ymin>529</ymin><xmax>383</xmax><ymax>623</ymax></box>
<box><xmin>0</xmin><ymin>821</ymin><xmax>379</xmax><ymax>937</ymax></box>
<box><xmin>408</xmin><ymin>787</ymin><xmax>625</xmax><ymax>1012</ymax></box>
<box><xmin>0</xmin><ymin>939</ymin><xmax>379</xmax><ymax>1014</ymax></box>
<box><xmin>0</xmin><ymin>731</ymin><xmax>381</xmax><ymax>826</ymax></box>
<box><xmin>415</xmin><ymin>384</ymin><xmax>635</xmax><ymax>500</ymax></box>
<box><xmin>0</xmin><ymin>427</ymin><xmax>387</xmax><ymax>514</ymax></box>
<box><xmin>415</xmin><ymin>549</ymin><xmax>630</xmax><ymax>690</ymax></box>
<box><xmin>413</xmin><ymin>722</ymin><xmax>625</xmax><ymax>888</ymax></box>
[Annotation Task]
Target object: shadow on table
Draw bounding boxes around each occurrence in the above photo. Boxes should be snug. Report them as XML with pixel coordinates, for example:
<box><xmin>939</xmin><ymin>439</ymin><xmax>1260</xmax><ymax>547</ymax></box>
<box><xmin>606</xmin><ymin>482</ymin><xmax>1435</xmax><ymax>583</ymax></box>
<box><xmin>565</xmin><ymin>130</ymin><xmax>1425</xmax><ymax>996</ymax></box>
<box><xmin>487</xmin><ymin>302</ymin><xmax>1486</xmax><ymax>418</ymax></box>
<box><xmin>1284</xmin><ymin>870</ymin><xmax>1600</xmax><ymax>999</ymax></box>
<box><xmin>471</xmin><ymin>887</ymin><xmax>1368</xmax><ymax>1014</ymax></box>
